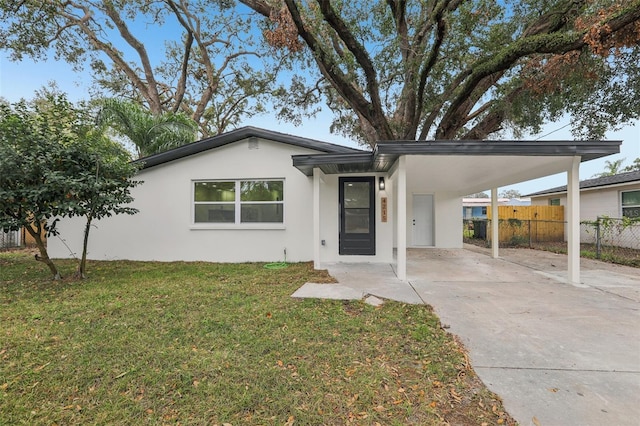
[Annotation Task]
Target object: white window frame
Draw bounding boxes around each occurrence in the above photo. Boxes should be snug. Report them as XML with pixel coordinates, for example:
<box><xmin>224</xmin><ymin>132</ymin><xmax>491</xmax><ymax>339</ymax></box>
<box><xmin>621</xmin><ymin>189</ymin><xmax>640</xmax><ymax>218</ymax></box>
<box><xmin>191</xmin><ymin>179</ymin><xmax>285</xmax><ymax>229</ymax></box>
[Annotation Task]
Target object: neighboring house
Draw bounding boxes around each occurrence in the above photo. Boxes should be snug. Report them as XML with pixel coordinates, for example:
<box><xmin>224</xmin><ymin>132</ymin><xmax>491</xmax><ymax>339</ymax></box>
<box><xmin>528</xmin><ymin>170</ymin><xmax>640</xmax><ymax>249</ymax></box>
<box><xmin>462</xmin><ymin>197</ymin><xmax>531</xmax><ymax>219</ymax></box>
<box><xmin>48</xmin><ymin>127</ymin><xmax>619</xmax><ymax>281</ymax></box>
<box><xmin>528</xmin><ymin>171</ymin><xmax>640</xmax><ymax>220</ymax></box>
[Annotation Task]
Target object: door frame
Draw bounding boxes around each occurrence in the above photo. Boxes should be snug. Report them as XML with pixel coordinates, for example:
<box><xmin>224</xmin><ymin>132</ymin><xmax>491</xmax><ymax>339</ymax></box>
<box><xmin>412</xmin><ymin>193</ymin><xmax>434</xmax><ymax>246</ymax></box>
<box><xmin>338</xmin><ymin>176</ymin><xmax>376</xmax><ymax>255</ymax></box>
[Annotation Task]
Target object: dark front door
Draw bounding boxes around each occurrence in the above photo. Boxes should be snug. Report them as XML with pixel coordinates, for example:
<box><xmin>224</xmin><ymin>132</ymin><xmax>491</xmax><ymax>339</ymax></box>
<box><xmin>339</xmin><ymin>177</ymin><xmax>375</xmax><ymax>255</ymax></box>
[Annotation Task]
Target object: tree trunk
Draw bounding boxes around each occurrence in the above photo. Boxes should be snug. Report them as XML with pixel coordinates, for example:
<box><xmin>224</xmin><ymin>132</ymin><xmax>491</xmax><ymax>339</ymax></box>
<box><xmin>76</xmin><ymin>215</ymin><xmax>92</xmax><ymax>279</ymax></box>
<box><xmin>25</xmin><ymin>223</ymin><xmax>61</xmax><ymax>280</ymax></box>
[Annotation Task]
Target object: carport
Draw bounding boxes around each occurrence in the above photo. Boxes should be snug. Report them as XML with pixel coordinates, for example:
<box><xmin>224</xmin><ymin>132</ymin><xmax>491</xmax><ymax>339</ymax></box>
<box><xmin>295</xmin><ymin>140</ymin><xmax>621</xmax><ymax>284</ymax></box>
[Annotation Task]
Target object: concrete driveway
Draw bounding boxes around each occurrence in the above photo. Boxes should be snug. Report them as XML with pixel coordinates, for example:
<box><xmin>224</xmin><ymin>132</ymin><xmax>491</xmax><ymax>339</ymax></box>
<box><xmin>294</xmin><ymin>247</ymin><xmax>640</xmax><ymax>425</ymax></box>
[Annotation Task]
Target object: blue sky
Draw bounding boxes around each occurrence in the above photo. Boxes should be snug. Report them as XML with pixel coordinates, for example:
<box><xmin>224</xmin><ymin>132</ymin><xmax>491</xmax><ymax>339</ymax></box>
<box><xmin>1</xmin><ymin>49</ymin><xmax>638</xmax><ymax>196</ymax></box>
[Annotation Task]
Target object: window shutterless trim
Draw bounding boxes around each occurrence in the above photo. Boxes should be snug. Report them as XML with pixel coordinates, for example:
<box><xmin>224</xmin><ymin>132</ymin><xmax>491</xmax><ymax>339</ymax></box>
<box><xmin>621</xmin><ymin>189</ymin><xmax>640</xmax><ymax>218</ymax></box>
<box><xmin>191</xmin><ymin>179</ymin><xmax>285</xmax><ymax>227</ymax></box>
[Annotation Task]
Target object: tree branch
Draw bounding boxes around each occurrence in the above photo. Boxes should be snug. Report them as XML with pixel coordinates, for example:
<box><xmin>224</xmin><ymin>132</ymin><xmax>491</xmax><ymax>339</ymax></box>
<box><xmin>281</xmin><ymin>0</ymin><xmax>385</xmax><ymax>144</ymax></box>
<box><xmin>102</xmin><ymin>2</ymin><xmax>162</xmax><ymax>114</ymax></box>
<box><xmin>411</xmin><ymin>0</ymin><xmax>450</xmax><ymax>138</ymax></box>
<box><xmin>315</xmin><ymin>0</ymin><xmax>392</xmax><ymax>141</ymax></box>
<box><xmin>166</xmin><ymin>0</ymin><xmax>216</xmax><ymax>126</ymax></box>
<box><xmin>436</xmin><ymin>0</ymin><xmax>640</xmax><ymax>139</ymax></box>
<box><xmin>238</xmin><ymin>0</ymin><xmax>273</xmax><ymax>17</ymax></box>
<box><xmin>168</xmin><ymin>5</ymin><xmax>194</xmax><ymax>113</ymax></box>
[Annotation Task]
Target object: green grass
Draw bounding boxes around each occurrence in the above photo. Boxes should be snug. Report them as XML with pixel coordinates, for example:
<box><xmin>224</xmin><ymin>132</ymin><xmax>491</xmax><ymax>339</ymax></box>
<box><xmin>0</xmin><ymin>251</ymin><xmax>514</xmax><ymax>425</ymax></box>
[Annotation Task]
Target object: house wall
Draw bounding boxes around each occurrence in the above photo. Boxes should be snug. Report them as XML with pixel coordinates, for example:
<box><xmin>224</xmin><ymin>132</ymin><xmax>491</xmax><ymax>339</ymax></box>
<box><xmin>530</xmin><ymin>182</ymin><xmax>640</xmax><ymax>248</ymax></box>
<box><xmin>531</xmin><ymin>182</ymin><xmax>640</xmax><ymax>220</ymax></box>
<box><xmin>405</xmin><ymin>157</ymin><xmax>463</xmax><ymax>249</ymax></box>
<box><xmin>48</xmin><ymin>139</ymin><xmax>321</xmax><ymax>262</ymax></box>
<box><xmin>462</xmin><ymin>206</ymin><xmax>487</xmax><ymax>219</ymax></box>
<box><xmin>434</xmin><ymin>192</ymin><xmax>463</xmax><ymax>248</ymax></box>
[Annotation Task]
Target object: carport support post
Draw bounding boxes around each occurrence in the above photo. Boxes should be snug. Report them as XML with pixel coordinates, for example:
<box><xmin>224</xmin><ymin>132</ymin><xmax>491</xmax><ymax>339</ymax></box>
<box><xmin>491</xmin><ymin>188</ymin><xmax>499</xmax><ymax>258</ymax></box>
<box><xmin>397</xmin><ymin>156</ymin><xmax>407</xmax><ymax>281</ymax></box>
<box><xmin>567</xmin><ymin>156</ymin><xmax>581</xmax><ymax>284</ymax></box>
<box><xmin>313</xmin><ymin>167</ymin><xmax>323</xmax><ymax>270</ymax></box>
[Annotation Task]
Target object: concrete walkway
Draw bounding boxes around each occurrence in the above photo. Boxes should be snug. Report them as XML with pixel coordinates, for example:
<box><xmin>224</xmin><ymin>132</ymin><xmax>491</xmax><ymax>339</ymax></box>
<box><xmin>292</xmin><ymin>247</ymin><xmax>640</xmax><ymax>426</ymax></box>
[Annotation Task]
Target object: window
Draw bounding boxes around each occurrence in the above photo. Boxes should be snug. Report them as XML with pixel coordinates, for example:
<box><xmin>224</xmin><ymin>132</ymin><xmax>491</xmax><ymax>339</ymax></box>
<box><xmin>621</xmin><ymin>190</ymin><xmax>640</xmax><ymax>218</ymax></box>
<box><xmin>549</xmin><ymin>198</ymin><xmax>560</xmax><ymax>206</ymax></box>
<box><xmin>194</xmin><ymin>180</ymin><xmax>284</xmax><ymax>224</ymax></box>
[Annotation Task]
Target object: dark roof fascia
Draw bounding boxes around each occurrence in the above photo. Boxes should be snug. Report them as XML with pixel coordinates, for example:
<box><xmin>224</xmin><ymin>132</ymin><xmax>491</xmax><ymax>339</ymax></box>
<box><xmin>292</xmin><ymin>152</ymin><xmax>375</xmax><ymax>176</ymax></box>
<box><xmin>292</xmin><ymin>140</ymin><xmax>622</xmax><ymax>177</ymax></box>
<box><xmin>135</xmin><ymin>126</ymin><xmax>365</xmax><ymax>170</ymax></box>
<box><xmin>526</xmin><ymin>170</ymin><xmax>640</xmax><ymax>197</ymax></box>
<box><xmin>375</xmin><ymin>140</ymin><xmax>621</xmax><ymax>162</ymax></box>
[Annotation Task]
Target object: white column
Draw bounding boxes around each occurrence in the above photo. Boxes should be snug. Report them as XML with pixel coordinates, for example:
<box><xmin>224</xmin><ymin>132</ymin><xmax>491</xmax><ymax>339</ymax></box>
<box><xmin>567</xmin><ymin>156</ymin><xmax>581</xmax><ymax>284</ymax></box>
<box><xmin>313</xmin><ymin>167</ymin><xmax>322</xmax><ymax>270</ymax></box>
<box><xmin>397</xmin><ymin>156</ymin><xmax>407</xmax><ymax>281</ymax></box>
<box><xmin>491</xmin><ymin>187</ymin><xmax>499</xmax><ymax>258</ymax></box>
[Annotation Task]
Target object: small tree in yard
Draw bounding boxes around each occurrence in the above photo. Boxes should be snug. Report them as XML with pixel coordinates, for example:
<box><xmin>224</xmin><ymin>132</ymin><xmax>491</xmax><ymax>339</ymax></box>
<box><xmin>63</xmin><ymin>134</ymin><xmax>140</xmax><ymax>278</ymax></box>
<box><xmin>0</xmin><ymin>94</ymin><xmax>140</xmax><ymax>279</ymax></box>
<box><xmin>0</xmin><ymin>97</ymin><xmax>76</xmax><ymax>279</ymax></box>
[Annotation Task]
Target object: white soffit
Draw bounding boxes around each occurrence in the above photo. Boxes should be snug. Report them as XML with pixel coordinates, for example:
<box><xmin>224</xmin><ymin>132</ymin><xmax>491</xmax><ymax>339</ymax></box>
<box><xmin>406</xmin><ymin>155</ymin><xmax>576</xmax><ymax>195</ymax></box>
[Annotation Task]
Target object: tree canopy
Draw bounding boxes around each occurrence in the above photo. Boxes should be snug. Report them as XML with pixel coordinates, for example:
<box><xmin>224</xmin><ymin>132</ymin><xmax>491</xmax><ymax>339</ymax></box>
<box><xmin>0</xmin><ymin>0</ymin><xmax>277</xmax><ymax>137</ymax></box>
<box><xmin>466</xmin><ymin>192</ymin><xmax>490</xmax><ymax>198</ymax></box>
<box><xmin>593</xmin><ymin>158</ymin><xmax>626</xmax><ymax>177</ymax></box>
<box><xmin>242</xmin><ymin>0</ymin><xmax>640</xmax><ymax>146</ymax></box>
<box><xmin>623</xmin><ymin>157</ymin><xmax>640</xmax><ymax>172</ymax></box>
<box><xmin>499</xmin><ymin>189</ymin><xmax>523</xmax><ymax>199</ymax></box>
<box><xmin>0</xmin><ymin>93</ymin><xmax>139</xmax><ymax>279</ymax></box>
<box><xmin>1</xmin><ymin>1</ymin><xmax>639</xmax><ymax>148</ymax></box>
<box><xmin>0</xmin><ymin>97</ymin><xmax>73</xmax><ymax>278</ymax></box>
<box><xmin>97</xmin><ymin>98</ymin><xmax>197</xmax><ymax>158</ymax></box>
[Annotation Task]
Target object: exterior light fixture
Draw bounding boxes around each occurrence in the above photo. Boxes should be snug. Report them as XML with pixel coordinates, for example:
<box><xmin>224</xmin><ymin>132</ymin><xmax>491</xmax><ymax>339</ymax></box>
<box><xmin>379</xmin><ymin>176</ymin><xmax>385</xmax><ymax>190</ymax></box>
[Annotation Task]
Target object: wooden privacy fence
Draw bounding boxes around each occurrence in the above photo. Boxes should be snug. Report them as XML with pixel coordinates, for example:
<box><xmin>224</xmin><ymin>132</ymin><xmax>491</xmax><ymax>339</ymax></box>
<box><xmin>486</xmin><ymin>205</ymin><xmax>565</xmax><ymax>244</ymax></box>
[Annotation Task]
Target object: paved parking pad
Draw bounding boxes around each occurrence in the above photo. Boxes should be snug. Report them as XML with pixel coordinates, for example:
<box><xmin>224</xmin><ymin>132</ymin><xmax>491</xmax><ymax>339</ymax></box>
<box><xmin>408</xmin><ymin>248</ymin><xmax>640</xmax><ymax>426</ymax></box>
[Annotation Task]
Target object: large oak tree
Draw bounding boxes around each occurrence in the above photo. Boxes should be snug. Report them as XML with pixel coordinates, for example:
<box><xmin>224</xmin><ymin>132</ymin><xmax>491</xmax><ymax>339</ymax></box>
<box><xmin>0</xmin><ymin>0</ymin><xmax>277</xmax><ymax>137</ymax></box>
<box><xmin>241</xmin><ymin>0</ymin><xmax>640</xmax><ymax>146</ymax></box>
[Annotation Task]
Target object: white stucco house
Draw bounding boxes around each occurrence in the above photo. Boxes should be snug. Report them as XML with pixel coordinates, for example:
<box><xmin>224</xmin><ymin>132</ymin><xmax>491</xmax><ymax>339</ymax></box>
<box><xmin>528</xmin><ymin>170</ymin><xmax>640</xmax><ymax>249</ymax></box>
<box><xmin>528</xmin><ymin>170</ymin><xmax>640</xmax><ymax>220</ymax></box>
<box><xmin>48</xmin><ymin>127</ymin><xmax>620</xmax><ymax>283</ymax></box>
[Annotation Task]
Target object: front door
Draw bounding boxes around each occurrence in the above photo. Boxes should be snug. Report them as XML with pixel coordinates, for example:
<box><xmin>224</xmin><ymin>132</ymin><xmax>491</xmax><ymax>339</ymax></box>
<box><xmin>412</xmin><ymin>194</ymin><xmax>434</xmax><ymax>246</ymax></box>
<box><xmin>339</xmin><ymin>177</ymin><xmax>375</xmax><ymax>255</ymax></box>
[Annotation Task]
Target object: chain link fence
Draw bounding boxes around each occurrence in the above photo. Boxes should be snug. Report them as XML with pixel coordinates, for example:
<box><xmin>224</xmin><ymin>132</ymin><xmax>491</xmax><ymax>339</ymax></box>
<box><xmin>463</xmin><ymin>219</ymin><xmax>565</xmax><ymax>247</ymax></box>
<box><xmin>1</xmin><ymin>229</ymin><xmax>21</xmax><ymax>250</ymax></box>
<box><xmin>580</xmin><ymin>217</ymin><xmax>640</xmax><ymax>266</ymax></box>
<box><xmin>463</xmin><ymin>218</ymin><xmax>640</xmax><ymax>267</ymax></box>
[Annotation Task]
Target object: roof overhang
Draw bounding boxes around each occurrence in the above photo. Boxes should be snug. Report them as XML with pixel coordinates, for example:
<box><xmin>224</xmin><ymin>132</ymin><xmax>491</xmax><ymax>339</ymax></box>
<box><xmin>290</xmin><ymin>152</ymin><xmax>375</xmax><ymax>175</ymax></box>
<box><xmin>292</xmin><ymin>140</ymin><xmax>622</xmax><ymax>177</ymax></box>
<box><xmin>526</xmin><ymin>169</ymin><xmax>640</xmax><ymax>197</ymax></box>
<box><xmin>136</xmin><ymin>126</ymin><xmax>364</xmax><ymax>170</ymax></box>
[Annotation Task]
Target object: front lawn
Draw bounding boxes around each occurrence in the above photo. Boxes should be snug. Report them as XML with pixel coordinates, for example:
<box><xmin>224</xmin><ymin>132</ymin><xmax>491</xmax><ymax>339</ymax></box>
<box><xmin>0</xmin><ymin>251</ymin><xmax>514</xmax><ymax>425</ymax></box>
